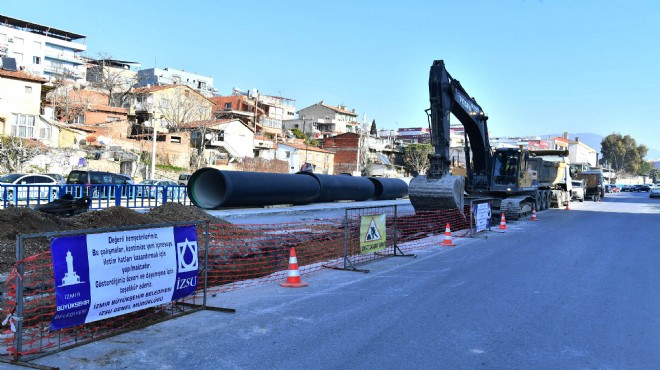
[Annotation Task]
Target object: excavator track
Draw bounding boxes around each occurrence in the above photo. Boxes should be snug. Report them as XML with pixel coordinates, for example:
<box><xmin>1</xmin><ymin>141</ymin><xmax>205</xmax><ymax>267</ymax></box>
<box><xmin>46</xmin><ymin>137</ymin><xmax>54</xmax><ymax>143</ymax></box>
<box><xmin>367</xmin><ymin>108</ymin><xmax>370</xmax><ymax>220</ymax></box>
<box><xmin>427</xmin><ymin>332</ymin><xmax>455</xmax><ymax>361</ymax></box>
<box><xmin>497</xmin><ymin>195</ymin><xmax>534</xmax><ymax>220</ymax></box>
<box><xmin>408</xmin><ymin>175</ymin><xmax>465</xmax><ymax>211</ymax></box>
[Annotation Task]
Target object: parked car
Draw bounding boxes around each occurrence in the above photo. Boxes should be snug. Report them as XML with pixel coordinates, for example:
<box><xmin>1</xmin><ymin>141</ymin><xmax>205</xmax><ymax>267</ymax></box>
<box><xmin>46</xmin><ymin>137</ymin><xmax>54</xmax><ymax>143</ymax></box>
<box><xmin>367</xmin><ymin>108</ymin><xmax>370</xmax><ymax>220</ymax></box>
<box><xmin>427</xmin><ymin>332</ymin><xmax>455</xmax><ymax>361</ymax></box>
<box><xmin>620</xmin><ymin>185</ymin><xmax>632</xmax><ymax>192</ymax></box>
<box><xmin>178</xmin><ymin>173</ymin><xmax>192</xmax><ymax>186</ymax></box>
<box><xmin>650</xmin><ymin>186</ymin><xmax>660</xmax><ymax>198</ymax></box>
<box><xmin>136</xmin><ymin>179</ymin><xmax>185</xmax><ymax>199</ymax></box>
<box><xmin>43</xmin><ymin>173</ymin><xmax>66</xmax><ymax>184</ymax></box>
<box><xmin>65</xmin><ymin>170</ymin><xmax>134</xmax><ymax>198</ymax></box>
<box><xmin>0</xmin><ymin>173</ymin><xmax>60</xmax><ymax>201</ymax></box>
<box><xmin>571</xmin><ymin>180</ymin><xmax>585</xmax><ymax>202</ymax></box>
<box><xmin>633</xmin><ymin>184</ymin><xmax>651</xmax><ymax>192</ymax></box>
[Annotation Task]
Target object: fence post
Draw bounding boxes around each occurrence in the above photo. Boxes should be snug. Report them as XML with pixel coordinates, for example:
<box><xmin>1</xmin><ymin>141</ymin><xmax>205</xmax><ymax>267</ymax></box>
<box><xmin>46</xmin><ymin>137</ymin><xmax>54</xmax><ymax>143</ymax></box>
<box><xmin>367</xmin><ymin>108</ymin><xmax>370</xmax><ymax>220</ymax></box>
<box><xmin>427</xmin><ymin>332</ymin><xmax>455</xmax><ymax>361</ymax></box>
<box><xmin>14</xmin><ymin>236</ymin><xmax>24</xmax><ymax>360</ymax></box>
<box><xmin>343</xmin><ymin>209</ymin><xmax>349</xmax><ymax>269</ymax></box>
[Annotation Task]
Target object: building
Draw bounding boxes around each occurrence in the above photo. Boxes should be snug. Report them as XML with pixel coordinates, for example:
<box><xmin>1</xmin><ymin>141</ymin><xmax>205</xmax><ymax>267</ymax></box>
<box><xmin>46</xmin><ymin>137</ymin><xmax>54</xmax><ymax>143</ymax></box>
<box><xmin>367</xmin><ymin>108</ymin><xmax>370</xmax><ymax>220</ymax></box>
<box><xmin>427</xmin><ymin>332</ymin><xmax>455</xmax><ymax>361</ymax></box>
<box><xmin>0</xmin><ymin>14</ymin><xmax>87</xmax><ymax>83</ymax></box>
<box><xmin>180</xmin><ymin>118</ymin><xmax>255</xmax><ymax>167</ymax></box>
<box><xmin>131</xmin><ymin>84</ymin><xmax>215</xmax><ymax>130</ymax></box>
<box><xmin>277</xmin><ymin>139</ymin><xmax>334</xmax><ymax>174</ymax></box>
<box><xmin>0</xmin><ymin>68</ymin><xmax>48</xmax><ymax>138</ymax></box>
<box><xmin>136</xmin><ymin>67</ymin><xmax>216</xmax><ymax>97</ymax></box>
<box><xmin>45</xmin><ymin>88</ymin><xmax>128</xmax><ymax>125</ymax></box>
<box><xmin>85</xmin><ymin>58</ymin><xmax>141</xmax><ymax>107</ymax></box>
<box><xmin>283</xmin><ymin>101</ymin><xmax>359</xmax><ymax>139</ymax></box>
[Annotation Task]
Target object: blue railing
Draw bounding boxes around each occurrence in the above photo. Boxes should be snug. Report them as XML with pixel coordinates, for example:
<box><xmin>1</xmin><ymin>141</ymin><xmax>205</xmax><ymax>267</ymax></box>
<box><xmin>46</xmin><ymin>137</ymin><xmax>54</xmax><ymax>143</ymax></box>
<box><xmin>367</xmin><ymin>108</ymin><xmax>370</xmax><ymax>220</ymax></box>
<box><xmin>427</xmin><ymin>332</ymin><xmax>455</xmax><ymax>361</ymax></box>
<box><xmin>0</xmin><ymin>184</ymin><xmax>190</xmax><ymax>210</ymax></box>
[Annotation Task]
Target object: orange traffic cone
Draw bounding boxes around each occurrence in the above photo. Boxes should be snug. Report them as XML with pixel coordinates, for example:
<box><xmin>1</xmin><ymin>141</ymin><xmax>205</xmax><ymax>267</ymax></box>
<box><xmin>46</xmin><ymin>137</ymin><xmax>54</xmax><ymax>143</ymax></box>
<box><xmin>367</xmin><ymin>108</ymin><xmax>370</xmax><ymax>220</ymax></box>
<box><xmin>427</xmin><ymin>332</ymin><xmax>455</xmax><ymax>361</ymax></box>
<box><xmin>499</xmin><ymin>213</ymin><xmax>507</xmax><ymax>230</ymax></box>
<box><xmin>531</xmin><ymin>207</ymin><xmax>538</xmax><ymax>221</ymax></box>
<box><xmin>441</xmin><ymin>223</ymin><xmax>456</xmax><ymax>246</ymax></box>
<box><xmin>280</xmin><ymin>247</ymin><xmax>308</xmax><ymax>288</ymax></box>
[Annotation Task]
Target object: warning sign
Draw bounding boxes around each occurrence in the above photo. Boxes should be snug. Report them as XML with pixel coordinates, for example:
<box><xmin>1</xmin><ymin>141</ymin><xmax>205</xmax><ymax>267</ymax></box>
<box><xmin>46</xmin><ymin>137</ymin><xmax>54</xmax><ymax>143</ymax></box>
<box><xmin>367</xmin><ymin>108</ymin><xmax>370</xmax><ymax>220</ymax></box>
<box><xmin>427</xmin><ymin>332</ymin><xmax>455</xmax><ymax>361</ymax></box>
<box><xmin>359</xmin><ymin>214</ymin><xmax>387</xmax><ymax>254</ymax></box>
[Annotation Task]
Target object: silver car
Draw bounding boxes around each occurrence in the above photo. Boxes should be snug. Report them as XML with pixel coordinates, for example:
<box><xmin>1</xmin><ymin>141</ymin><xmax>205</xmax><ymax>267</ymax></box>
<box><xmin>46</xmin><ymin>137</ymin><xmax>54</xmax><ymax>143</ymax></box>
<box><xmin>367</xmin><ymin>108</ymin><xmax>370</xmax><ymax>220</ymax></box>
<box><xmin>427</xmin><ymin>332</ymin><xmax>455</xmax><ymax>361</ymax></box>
<box><xmin>571</xmin><ymin>180</ymin><xmax>585</xmax><ymax>202</ymax></box>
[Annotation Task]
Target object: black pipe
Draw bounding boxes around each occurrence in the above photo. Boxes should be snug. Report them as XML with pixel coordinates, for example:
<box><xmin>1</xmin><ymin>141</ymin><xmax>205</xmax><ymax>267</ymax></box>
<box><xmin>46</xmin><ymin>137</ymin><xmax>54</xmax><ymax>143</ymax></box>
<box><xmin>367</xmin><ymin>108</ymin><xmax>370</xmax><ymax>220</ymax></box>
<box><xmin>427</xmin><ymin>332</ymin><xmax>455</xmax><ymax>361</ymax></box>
<box><xmin>369</xmin><ymin>177</ymin><xmax>409</xmax><ymax>200</ymax></box>
<box><xmin>297</xmin><ymin>172</ymin><xmax>375</xmax><ymax>203</ymax></box>
<box><xmin>188</xmin><ymin>168</ymin><xmax>320</xmax><ymax>209</ymax></box>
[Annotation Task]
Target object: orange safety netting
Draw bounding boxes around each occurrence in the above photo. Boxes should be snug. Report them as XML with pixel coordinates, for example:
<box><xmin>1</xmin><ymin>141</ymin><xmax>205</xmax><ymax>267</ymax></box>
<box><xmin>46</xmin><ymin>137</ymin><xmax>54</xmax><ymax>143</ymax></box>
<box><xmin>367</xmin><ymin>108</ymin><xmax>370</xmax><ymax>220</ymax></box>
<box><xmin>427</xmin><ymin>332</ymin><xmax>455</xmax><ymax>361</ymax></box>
<box><xmin>0</xmin><ymin>207</ymin><xmax>471</xmax><ymax>360</ymax></box>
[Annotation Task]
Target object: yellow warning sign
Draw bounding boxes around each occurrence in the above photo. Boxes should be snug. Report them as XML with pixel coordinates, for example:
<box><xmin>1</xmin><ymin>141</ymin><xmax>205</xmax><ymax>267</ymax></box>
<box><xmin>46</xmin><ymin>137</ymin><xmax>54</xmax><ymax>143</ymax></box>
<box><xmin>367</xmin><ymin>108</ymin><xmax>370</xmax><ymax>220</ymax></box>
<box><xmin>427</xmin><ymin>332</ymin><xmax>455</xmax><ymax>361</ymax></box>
<box><xmin>359</xmin><ymin>214</ymin><xmax>387</xmax><ymax>254</ymax></box>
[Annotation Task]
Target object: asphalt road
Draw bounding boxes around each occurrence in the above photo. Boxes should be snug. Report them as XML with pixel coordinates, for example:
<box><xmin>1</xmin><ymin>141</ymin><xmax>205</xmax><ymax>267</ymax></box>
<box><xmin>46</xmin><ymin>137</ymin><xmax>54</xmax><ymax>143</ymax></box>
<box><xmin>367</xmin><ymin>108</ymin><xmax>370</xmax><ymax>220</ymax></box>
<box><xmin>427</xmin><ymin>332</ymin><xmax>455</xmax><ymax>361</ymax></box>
<box><xmin>12</xmin><ymin>192</ymin><xmax>660</xmax><ymax>369</ymax></box>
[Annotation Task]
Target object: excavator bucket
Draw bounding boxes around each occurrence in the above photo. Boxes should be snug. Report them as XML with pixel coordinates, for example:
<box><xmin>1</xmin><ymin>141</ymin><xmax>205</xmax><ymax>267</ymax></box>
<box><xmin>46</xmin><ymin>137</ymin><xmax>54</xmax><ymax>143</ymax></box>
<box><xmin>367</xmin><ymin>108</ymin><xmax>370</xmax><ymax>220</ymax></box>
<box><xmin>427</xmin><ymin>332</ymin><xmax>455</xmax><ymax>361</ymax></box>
<box><xmin>408</xmin><ymin>175</ymin><xmax>465</xmax><ymax>211</ymax></box>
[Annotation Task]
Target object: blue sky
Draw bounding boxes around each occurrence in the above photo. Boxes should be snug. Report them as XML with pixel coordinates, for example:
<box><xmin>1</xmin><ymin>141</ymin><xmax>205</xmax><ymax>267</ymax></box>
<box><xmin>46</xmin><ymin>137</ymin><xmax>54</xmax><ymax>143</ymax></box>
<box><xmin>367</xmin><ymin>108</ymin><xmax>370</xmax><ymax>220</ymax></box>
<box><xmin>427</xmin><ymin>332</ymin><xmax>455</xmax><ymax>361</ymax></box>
<box><xmin>4</xmin><ymin>1</ymin><xmax>660</xmax><ymax>155</ymax></box>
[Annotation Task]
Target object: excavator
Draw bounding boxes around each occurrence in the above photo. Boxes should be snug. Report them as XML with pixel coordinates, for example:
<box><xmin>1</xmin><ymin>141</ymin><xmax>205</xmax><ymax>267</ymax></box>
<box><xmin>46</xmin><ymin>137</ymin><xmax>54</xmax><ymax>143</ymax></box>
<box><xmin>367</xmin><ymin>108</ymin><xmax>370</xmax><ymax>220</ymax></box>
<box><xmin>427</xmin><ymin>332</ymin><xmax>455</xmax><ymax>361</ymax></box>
<box><xmin>408</xmin><ymin>60</ymin><xmax>539</xmax><ymax>218</ymax></box>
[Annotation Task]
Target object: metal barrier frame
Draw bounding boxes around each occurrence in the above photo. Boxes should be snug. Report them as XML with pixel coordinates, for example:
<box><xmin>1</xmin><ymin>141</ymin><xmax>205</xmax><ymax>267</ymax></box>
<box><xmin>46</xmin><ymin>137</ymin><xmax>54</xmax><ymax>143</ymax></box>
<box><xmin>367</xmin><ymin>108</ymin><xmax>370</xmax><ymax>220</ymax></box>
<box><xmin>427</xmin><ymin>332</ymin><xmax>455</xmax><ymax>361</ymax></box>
<box><xmin>8</xmin><ymin>220</ymin><xmax>212</xmax><ymax>362</ymax></box>
<box><xmin>467</xmin><ymin>197</ymin><xmax>494</xmax><ymax>236</ymax></box>
<box><xmin>334</xmin><ymin>204</ymin><xmax>414</xmax><ymax>273</ymax></box>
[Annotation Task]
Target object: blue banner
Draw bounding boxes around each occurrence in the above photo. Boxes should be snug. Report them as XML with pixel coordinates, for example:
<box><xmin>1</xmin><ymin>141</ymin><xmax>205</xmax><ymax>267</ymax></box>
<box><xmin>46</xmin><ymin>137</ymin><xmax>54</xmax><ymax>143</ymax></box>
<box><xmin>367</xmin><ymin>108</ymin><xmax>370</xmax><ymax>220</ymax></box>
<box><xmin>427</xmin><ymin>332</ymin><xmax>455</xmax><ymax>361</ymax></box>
<box><xmin>50</xmin><ymin>225</ymin><xmax>198</xmax><ymax>331</ymax></box>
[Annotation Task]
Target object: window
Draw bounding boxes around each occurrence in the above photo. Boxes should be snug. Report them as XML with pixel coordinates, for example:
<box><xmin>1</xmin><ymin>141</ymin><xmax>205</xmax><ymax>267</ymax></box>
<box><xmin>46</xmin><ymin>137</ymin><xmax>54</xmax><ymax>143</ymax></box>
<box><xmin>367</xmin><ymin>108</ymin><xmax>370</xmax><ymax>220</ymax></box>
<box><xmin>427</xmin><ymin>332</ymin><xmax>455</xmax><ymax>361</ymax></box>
<box><xmin>24</xmin><ymin>86</ymin><xmax>32</xmax><ymax>93</ymax></box>
<box><xmin>13</xmin><ymin>37</ymin><xmax>23</xmax><ymax>46</ymax></box>
<box><xmin>39</xmin><ymin>126</ymin><xmax>51</xmax><ymax>139</ymax></box>
<box><xmin>11</xmin><ymin>114</ymin><xmax>36</xmax><ymax>138</ymax></box>
<box><xmin>33</xmin><ymin>41</ymin><xmax>41</xmax><ymax>50</ymax></box>
<box><xmin>33</xmin><ymin>56</ymin><xmax>40</xmax><ymax>64</ymax></box>
<box><xmin>285</xmin><ymin>151</ymin><xmax>291</xmax><ymax>158</ymax></box>
<box><xmin>160</xmin><ymin>98</ymin><xmax>170</xmax><ymax>108</ymax></box>
<box><xmin>107</xmin><ymin>116</ymin><xmax>120</xmax><ymax>122</ymax></box>
<box><xmin>12</xmin><ymin>52</ymin><xmax>23</xmax><ymax>62</ymax></box>
<box><xmin>71</xmin><ymin>114</ymin><xmax>85</xmax><ymax>124</ymax></box>
<box><xmin>170</xmin><ymin>136</ymin><xmax>182</xmax><ymax>144</ymax></box>
<box><xmin>224</xmin><ymin>102</ymin><xmax>232</xmax><ymax>110</ymax></box>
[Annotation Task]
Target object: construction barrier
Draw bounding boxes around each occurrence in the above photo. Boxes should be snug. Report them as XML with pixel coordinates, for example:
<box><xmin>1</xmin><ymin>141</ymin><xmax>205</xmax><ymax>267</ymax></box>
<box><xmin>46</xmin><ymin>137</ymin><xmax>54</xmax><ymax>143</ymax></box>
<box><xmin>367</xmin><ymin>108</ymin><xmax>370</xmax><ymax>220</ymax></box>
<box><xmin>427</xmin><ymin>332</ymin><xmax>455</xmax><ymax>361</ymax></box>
<box><xmin>0</xmin><ymin>206</ymin><xmax>473</xmax><ymax>362</ymax></box>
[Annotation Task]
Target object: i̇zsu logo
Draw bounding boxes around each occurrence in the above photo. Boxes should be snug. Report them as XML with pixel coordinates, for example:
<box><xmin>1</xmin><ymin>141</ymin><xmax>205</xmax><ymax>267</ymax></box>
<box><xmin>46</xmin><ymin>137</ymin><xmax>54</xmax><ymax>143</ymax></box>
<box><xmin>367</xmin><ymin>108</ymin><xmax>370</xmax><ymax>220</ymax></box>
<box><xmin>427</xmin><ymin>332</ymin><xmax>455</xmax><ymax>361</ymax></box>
<box><xmin>176</xmin><ymin>238</ymin><xmax>198</xmax><ymax>273</ymax></box>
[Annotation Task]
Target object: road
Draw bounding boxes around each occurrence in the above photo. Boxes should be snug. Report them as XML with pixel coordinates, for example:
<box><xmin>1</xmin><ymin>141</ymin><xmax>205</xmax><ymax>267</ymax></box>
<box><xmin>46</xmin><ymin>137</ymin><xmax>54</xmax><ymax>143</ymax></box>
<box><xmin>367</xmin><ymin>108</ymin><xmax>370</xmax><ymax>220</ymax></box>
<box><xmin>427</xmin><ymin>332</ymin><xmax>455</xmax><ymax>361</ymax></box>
<box><xmin>12</xmin><ymin>191</ymin><xmax>660</xmax><ymax>369</ymax></box>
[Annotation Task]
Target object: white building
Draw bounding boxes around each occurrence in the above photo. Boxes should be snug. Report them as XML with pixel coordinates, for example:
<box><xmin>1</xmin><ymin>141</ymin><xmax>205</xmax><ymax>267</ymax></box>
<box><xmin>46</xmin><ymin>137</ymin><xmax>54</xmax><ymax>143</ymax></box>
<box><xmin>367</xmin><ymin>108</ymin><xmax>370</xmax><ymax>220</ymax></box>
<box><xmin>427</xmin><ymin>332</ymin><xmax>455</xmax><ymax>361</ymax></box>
<box><xmin>283</xmin><ymin>101</ymin><xmax>360</xmax><ymax>139</ymax></box>
<box><xmin>136</xmin><ymin>67</ymin><xmax>216</xmax><ymax>97</ymax></box>
<box><xmin>0</xmin><ymin>14</ymin><xmax>87</xmax><ymax>83</ymax></box>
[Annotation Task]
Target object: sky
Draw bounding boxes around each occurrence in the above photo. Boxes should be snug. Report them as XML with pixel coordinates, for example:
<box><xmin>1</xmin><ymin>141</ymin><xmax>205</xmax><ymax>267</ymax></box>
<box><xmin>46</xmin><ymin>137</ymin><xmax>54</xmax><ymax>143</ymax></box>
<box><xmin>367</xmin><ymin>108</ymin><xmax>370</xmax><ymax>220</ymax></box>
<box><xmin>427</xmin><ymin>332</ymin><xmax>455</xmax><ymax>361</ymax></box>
<box><xmin>3</xmin><ymin>0</ymin><xmax>660</xmax><ymax>155</ymax></box>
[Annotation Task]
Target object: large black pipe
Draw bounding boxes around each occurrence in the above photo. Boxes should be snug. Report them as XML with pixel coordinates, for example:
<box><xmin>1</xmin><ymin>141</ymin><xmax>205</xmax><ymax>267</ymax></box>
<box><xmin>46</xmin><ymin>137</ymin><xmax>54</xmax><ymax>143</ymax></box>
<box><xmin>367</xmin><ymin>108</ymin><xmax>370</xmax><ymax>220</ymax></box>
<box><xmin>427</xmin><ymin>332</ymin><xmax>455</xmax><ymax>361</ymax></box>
<box><xmin>188</xmin><ymin>168</ymin><xmax>320</xmax><ymax>209</ymax></box>
<box><xmin>296</xmin><ymin>172</ymin><xmax>375</xmax><ymax>203</ymax></box>
<box><xmin>368</xmin><ymin>177</ymin><xmax>409</xmax><ymax>200</ymax></box>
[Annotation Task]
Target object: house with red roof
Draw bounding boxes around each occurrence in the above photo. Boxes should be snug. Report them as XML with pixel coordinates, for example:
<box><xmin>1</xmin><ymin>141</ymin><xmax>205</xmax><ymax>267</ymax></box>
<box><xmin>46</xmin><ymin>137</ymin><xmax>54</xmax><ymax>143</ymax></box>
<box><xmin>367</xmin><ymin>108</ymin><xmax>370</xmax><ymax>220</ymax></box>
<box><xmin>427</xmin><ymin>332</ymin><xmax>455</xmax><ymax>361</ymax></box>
<box><xmin>283</xmin><ymin>101</ymin><xmax>360</xmax><ymax>139</ymax></box>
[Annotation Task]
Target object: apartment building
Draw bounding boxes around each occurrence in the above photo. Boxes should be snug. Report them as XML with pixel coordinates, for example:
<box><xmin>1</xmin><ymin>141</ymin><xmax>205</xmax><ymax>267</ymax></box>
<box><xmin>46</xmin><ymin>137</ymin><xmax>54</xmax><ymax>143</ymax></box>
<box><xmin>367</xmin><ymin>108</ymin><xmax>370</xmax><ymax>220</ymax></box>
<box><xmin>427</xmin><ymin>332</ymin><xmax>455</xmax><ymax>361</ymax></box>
<box><xmin>0</xmin><ymin>14</ymin><xmax>87</xmax><ymax>82</ymax></box>
<box><xmin>283</xmin><ymin>101</ymin><xmax>359</xmax><ymax>139</ymax></box>
<box><xmin>136</xmin><ymin>67</ymin><xmax>216</xmax><ymax>97</ymax></box>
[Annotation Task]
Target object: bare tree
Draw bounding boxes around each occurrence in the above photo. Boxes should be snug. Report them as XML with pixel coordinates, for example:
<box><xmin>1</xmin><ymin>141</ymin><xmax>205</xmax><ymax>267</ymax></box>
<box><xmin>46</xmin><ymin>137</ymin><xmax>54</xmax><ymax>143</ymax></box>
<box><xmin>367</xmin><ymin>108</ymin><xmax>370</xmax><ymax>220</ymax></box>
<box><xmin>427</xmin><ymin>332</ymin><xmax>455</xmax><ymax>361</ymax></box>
<box><xmin>0</xmin><ymin>136</ymin><xmax>47</xmax><ymax>172</ymax></box>
<box><xmin>87</xmin><ymin>53</ymin><xmax>142</xmax><ymax>107</ymax></box>
<box><xmin>154</xmin><ymin>87</ymin><xmax>213</xmax><ymax>131</ymax></box>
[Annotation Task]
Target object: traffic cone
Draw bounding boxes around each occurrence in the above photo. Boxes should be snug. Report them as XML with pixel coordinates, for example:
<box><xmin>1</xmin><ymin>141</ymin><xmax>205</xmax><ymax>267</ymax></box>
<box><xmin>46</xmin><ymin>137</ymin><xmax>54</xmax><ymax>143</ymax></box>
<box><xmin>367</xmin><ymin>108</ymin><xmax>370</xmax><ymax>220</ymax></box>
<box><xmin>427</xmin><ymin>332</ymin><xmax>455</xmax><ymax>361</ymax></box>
<box><xmin>441</xmin><ymin>223</ymin><xmax>456</xmax><ymax>246</ymax></box>
<box><xmin>531</xmin><ymin>207</ymin><xmax>538</xmax><ymax>221</ymax></box>
<box><xmin>565</xmin><ymin>201</ymin><xmax>571</xmax><ymax>211</ymax></box>
<box><xmin>499</xmin><ymin>213</ymin><xmax>507</xmax><ymax>230</ymax></box>
<box><xmin>280</xmin><ymin>247</ymin><xmax>308</xmax><ymax>288</ymax></box>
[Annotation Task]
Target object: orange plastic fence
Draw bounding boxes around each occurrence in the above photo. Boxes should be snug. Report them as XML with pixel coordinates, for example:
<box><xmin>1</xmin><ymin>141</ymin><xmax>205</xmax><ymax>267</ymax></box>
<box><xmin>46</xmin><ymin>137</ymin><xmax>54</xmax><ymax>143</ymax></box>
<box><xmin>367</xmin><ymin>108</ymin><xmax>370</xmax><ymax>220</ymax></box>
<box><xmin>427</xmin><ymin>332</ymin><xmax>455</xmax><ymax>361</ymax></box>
<box><xmin>1</xmin><ymin>207</ymin><xmax>470</xmax><ymax>360</ymax></box>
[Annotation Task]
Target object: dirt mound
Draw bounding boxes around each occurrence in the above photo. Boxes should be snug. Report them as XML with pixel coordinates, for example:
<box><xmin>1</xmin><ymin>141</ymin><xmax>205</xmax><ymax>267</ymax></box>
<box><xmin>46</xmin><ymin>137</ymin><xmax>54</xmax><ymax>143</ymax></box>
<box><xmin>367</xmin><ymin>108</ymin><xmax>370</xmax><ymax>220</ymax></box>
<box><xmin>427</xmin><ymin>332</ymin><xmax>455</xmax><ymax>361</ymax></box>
<box><xmin>0</xmin><ymin>204</ymin><xmax>229</xmax><ymax>272</ymax></box>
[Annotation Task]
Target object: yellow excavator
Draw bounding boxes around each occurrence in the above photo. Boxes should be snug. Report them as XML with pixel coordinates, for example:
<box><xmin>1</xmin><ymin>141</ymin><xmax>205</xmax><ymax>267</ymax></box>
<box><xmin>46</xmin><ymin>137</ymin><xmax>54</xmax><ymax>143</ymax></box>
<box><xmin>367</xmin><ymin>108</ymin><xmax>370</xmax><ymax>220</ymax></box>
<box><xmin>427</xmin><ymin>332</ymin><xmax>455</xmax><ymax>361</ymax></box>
<box><xmin>409</xmin><ymin>60</ymin><xmax>545</xmax><ymax>219</ymax></box>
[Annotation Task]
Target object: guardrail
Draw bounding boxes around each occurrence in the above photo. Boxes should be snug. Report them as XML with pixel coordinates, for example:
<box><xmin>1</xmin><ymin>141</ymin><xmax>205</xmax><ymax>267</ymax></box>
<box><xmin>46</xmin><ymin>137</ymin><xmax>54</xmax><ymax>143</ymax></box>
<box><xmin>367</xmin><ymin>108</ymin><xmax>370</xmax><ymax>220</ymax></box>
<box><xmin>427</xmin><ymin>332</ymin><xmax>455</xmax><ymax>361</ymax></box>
<box><xmin>0</xmin><ymin>184</ymin><xmax>190</xmax><ymax>210</ymax></box>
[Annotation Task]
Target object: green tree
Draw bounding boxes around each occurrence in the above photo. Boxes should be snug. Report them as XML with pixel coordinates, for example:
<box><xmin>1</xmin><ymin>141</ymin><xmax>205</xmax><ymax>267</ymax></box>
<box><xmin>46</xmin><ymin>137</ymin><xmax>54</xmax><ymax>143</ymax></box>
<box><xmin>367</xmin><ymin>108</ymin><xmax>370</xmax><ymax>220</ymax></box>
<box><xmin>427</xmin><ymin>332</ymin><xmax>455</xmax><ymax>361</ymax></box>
<box><xmin>370</xmin><ymin>119</ymin><xmax>377</xmax><ymax>136</ymax></box>
<box><xmin>600</xmin><ymin>133</ymin><xmax>648</xmax><ymax>175</ymax></box>
<box><xmin>650</xmin><ymin>168</ymin><xmax>660</xmax><ymax>183</ymax></box>
<box><xmin>290</xmin><ymin>128</ymin><xmax>319</xmax><ymax>147</ymax></box>
<box><xmin>639</xmin><ymin>161</ymin><xmax>652</xmax><ymax>176</ymax></box>
<box><xmin>403</xmin><ymin>143</ymin><xmax>433</xmax><ymax>176</ymax></box>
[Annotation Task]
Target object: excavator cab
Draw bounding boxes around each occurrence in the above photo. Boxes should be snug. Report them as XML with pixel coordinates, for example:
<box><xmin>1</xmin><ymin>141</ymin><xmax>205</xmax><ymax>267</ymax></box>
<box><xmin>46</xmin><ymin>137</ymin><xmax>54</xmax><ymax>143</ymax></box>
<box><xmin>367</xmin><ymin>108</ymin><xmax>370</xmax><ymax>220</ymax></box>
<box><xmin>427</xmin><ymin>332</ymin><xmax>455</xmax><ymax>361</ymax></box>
<box><xmin>490</xmin><ymin>148</ymin><xmax>536</xmax><ymax>192</ymax></box>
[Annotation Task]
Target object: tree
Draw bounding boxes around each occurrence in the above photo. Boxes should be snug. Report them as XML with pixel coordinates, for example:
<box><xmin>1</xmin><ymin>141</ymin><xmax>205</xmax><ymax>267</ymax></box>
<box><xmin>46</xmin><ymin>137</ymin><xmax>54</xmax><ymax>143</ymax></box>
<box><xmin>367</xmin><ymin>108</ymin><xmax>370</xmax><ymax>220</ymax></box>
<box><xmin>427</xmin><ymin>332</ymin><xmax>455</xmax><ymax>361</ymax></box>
<box><xmin>650</xmin><ymin>168</ymin><xmax>660</xmax><ymax>183</ymax></box>
<box><xmin>639</xmin><ymin>161</ymin><xmax>652</xmax><ymax>176</ymax></box>
<box><xmin>370</xmin><ymin>119</ymin><xmax>377</xmax><ymax>136</ymax></box>
<box><xmin>153</xmin><ymin>87</ymin><xmax>213</xmax><ymax>131</ymax></box>
<box><xmin>87</xmin><ymin>53</ymin><xmax>143</xmax><ymax>107</ymax></box>
<box><xmin>0</xmin><ymin>136</ymin><xmax>47</xmax><ymax>173</ymax></box>
<box><xmin>600</xmin><ymin>133</ymin><xmax>648</xmax><ymax>175</ymax></box>
<box><xmin>403</xmin><ymin>143</ymin><xmax>433</xmax><ymax>176</ymax></box>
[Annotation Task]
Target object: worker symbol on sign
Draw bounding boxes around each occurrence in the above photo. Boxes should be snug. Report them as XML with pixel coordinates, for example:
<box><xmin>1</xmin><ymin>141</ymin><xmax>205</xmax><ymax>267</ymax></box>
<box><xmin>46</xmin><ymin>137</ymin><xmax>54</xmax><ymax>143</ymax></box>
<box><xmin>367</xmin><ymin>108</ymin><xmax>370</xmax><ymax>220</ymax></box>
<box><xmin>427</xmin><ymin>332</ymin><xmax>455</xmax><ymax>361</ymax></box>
<box><xmin>365</xmin><ymin>218</ymin><xmax>382</xmax><ymax>242</ymax></box>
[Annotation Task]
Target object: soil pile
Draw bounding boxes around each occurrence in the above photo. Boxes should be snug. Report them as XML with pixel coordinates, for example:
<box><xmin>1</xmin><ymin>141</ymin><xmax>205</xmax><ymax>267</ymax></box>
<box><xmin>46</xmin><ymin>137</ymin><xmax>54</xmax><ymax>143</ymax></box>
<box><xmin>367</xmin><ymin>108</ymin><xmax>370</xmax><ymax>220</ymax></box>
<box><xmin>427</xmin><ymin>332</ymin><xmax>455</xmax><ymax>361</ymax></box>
<box><xmin>0</xmin><ymin>203</ymin><xmax>227</xmax><ymax>272</ymax></box>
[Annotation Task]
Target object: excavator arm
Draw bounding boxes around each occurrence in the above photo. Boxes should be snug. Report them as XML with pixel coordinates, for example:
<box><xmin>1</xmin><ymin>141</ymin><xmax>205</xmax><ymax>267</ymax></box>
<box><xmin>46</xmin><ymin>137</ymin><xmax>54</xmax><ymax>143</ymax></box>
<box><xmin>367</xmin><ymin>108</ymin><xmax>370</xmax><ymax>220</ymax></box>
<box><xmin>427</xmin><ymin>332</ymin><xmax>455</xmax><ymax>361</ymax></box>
<box><xmin>409</xmin><ymin>60</ymin><xmax>492</xmax><ymax>211</ymax></box>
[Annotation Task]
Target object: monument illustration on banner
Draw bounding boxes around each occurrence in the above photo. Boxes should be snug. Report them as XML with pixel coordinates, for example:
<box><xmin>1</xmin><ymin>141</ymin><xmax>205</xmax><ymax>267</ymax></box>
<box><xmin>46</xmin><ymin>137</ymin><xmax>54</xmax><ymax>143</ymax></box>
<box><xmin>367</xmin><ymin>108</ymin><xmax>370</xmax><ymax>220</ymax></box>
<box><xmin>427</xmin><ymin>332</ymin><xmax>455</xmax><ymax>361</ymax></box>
<box><xmin>60</xmin><ymin>250</ymin><xmax>82</xmax><ymax>286</ymax></box>
<box><xmin>177</xmin><ymin>238</ymin><xmax>198</xmax><ymax>273</ymax></box>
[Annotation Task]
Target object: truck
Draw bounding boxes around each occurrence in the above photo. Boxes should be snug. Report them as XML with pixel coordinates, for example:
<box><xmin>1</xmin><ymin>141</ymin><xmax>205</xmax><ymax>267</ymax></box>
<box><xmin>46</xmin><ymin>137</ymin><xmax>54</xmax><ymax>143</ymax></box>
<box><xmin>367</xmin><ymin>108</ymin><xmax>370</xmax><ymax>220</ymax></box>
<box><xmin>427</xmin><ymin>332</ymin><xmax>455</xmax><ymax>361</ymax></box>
<box><xmin>528</xmin><ymin>150</ymin><xmax>573</xmax><ymax>209</ymax></box>
<box><xmin>575</xmin><ymin>170</ymin><xmax>604</xmax><ymax>201</ymax></box>
<box><xmin>408</xmin><ymin>60</ymin><xmax>571</xmax><ymax>218</ymax></box>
